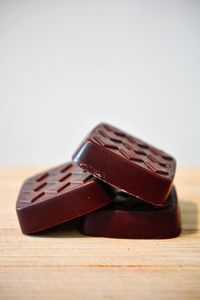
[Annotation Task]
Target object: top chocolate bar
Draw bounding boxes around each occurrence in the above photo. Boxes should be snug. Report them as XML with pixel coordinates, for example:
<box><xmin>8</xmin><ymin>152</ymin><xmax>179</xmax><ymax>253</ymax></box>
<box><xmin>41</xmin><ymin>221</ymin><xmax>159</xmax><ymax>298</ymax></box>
<box><xmin>72</xmin><ymin>123</ymin><xmax>176</xmax><ymax>205</ymax></box>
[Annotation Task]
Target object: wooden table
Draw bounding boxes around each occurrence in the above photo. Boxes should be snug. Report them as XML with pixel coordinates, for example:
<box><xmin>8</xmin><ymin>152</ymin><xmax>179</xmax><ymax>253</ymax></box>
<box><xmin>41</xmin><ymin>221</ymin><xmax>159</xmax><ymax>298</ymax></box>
<box><xmin>0</xmin><ymin>167</ymin><xmax>199</xmax><ymax>300</ymax></box>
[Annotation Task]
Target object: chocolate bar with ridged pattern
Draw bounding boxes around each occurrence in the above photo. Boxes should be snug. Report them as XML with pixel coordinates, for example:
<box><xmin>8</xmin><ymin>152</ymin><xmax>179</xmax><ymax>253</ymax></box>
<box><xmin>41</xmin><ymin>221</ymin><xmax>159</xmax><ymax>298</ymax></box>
<box><xmin>16</xmin><ymin>162</ymin><xmax>113</xmax><ymax>234</ymax></box>
<box><xmin>73</xmin><ymin>123</ymin><xmax>176</xmax><ymax>205</ymax></box>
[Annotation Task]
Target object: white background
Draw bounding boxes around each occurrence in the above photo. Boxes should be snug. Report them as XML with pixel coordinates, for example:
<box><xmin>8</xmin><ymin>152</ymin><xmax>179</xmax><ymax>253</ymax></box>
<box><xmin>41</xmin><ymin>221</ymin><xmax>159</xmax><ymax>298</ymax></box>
<box><xmin>0</xmin><ymin>0</ymin><xmax>199</xmax><ymax>166</ymax></box>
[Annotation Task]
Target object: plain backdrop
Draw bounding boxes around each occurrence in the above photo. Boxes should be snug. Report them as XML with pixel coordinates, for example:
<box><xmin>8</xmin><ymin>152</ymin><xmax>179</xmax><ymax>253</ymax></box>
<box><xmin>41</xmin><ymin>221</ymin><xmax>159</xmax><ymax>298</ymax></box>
<box><xmin>0</xmin><ymin>0</ymin><xmax>199</xmax><ymax>166</ymax></box>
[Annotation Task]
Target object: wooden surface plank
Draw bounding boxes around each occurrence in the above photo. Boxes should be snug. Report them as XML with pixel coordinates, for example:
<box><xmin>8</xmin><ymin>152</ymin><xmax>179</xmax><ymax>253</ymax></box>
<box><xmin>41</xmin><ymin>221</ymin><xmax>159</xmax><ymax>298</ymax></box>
<box><xmin>0</xmin><ymin>166</ymin><xmax>199</xmax><ymax>300</ymax></box>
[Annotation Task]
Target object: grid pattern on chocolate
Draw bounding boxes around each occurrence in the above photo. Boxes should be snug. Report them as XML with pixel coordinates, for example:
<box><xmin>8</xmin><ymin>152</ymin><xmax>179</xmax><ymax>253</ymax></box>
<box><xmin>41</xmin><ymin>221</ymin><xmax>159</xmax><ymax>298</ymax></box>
<box><xmin>17</xmin><ymin>163</ymin><xmax>93</xmax><ymax>206</ymax></box>
<box><xmin>90</xmin><ymin>123</ymin><xmax>175</xmax><ymax>178</ymax></box>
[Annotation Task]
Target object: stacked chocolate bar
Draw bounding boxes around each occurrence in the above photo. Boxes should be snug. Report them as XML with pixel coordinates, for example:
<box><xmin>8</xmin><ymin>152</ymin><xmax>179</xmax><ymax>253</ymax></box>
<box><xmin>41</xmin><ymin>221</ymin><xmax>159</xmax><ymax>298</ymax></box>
<box><xmin>16</xmin><ymin>123</ymin><xmax>181</xmax><ymax>238</ymax></box>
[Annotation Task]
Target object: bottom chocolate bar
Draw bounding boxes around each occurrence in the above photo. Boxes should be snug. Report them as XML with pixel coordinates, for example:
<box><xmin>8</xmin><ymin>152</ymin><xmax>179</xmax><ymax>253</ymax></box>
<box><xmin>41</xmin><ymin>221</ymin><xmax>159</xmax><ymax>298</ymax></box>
<box><xmin>80</xmin><ymin>186</ymin><xmax>181</xmax><ymax>239</ymax></box>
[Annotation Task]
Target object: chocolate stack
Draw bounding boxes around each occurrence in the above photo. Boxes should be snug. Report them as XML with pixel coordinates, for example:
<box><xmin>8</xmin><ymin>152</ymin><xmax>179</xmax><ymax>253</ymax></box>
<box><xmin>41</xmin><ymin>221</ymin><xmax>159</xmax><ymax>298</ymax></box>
<box><xmin>16</xmin><ymin>123</ymin><xmax>181</xmax><ymax>238</ymax></box>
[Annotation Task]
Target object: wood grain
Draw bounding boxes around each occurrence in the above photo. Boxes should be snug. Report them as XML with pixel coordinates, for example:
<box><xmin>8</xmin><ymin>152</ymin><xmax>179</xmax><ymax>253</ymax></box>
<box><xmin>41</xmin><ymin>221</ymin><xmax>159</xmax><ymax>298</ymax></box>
<box><xmin>0</xmin><ymin>166</ymin><xmax>199</xmax><ymax>300</ymax></box>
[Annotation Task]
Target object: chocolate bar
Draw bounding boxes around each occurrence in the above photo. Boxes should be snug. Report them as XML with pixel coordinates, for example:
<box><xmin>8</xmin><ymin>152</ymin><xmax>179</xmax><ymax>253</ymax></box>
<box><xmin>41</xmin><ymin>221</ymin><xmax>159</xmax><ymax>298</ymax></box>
<box><xmin>16</xmin><ymin>162</ymin><xmax>112</xmax><ymax>234</ymax></box>
<box><xmin>81</xmin><ymin>186</ymin><xmax>181</xmax><ymax>239</ymax></box>
<box><xmin>73</xmin><ymin>123</ymin><xmax>176</xmax><ymax>205</ymax></box>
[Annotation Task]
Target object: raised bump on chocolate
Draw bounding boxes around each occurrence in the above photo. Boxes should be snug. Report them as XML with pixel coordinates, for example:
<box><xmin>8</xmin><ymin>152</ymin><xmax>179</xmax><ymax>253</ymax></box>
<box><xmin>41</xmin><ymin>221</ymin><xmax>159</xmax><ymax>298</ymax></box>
<box><xmin>72</xmin><ymin>123</ymin><xmax>176</xmax><ymax>205</ymax></box>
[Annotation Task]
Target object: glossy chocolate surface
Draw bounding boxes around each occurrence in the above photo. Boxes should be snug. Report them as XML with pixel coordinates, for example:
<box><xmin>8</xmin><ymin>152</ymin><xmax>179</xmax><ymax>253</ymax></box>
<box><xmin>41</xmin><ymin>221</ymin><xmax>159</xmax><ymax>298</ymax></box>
<box><xmin>73</xmin><ymin>123</ymin><xmax>176</xmax><ymax>205</ymax></box>
<box><xmin>81</xmin><ymin>186</ymin><xmax>181</xmax><ymax>239</ymax></box>
<box><xmin>16</xmin><ymin>162</ymin><xmax>112</xmax><ymax>234</ymax></box>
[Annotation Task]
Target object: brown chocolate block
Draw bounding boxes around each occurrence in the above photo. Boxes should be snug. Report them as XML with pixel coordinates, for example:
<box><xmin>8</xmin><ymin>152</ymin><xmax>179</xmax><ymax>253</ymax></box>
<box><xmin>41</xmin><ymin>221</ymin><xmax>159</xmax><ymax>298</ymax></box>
<box><xmin>81</xmin><ymin>186</ymin><xmax>181</xmax><ymax>239</ymax></box>
<box><xmin>73</xmin><ymin>123</ymin><xmax>176</xmax><ymax>205</ymax></box>
<box><xmin>16</xmin><ymin>162</ymin><xmax>113</xmax><ymax>234</ymax></box>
